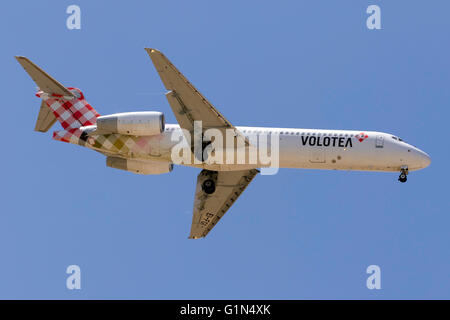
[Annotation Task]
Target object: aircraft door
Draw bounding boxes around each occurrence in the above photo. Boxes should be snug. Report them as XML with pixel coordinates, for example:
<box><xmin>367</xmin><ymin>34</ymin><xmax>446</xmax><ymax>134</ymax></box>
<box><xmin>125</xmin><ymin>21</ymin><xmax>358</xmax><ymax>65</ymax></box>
<box><xmin>375</xmin><ymin>135</ymin><xmax>384</xmax><ymax>148</ymax></box>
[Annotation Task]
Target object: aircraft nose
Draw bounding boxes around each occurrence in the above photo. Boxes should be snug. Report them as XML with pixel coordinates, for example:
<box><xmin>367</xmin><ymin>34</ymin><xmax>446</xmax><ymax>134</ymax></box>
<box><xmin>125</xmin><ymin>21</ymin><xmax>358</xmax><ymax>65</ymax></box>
<box><xmin>416</xmin><ymin>149</ymin><xmax>431</xmax><ymax>168</ymax></box>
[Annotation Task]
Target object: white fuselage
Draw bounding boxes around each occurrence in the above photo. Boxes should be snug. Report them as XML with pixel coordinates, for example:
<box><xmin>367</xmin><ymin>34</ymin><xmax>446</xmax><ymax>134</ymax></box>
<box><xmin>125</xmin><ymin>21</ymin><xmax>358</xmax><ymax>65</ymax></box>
<box><xmin>147</xmin><ymin>124</ymin><xmax>430</xmax><ymax>173</ymax></box>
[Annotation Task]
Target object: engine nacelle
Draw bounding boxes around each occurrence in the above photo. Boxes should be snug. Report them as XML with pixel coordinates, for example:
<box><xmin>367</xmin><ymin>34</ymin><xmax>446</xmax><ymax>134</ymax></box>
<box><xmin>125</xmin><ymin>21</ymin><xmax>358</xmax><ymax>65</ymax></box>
<box><xmin>106</xmin><ymin>157</ymin><xmax>173</xmax><ymax>175</ymax></box>
<box><xmin>96</xmin><ymin>111</ymin><xmax>164</xmax><ymax>136</ymax></box>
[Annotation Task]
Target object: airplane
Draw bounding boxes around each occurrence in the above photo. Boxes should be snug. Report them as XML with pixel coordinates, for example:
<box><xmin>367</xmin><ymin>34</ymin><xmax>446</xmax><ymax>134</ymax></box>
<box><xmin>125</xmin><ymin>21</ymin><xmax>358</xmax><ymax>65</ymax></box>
<box><xmin>16</xmin><ymin>48</ymin><xmax>431</xmax><ymax>239</ymax></box>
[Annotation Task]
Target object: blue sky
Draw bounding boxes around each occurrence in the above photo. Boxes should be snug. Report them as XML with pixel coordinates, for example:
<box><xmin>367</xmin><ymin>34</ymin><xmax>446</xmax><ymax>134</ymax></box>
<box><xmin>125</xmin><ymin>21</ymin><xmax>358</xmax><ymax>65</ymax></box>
<box><xmin>1</xmin><ymin>0</ymin><xmax>449</xmax><ymax>299</ymax></box>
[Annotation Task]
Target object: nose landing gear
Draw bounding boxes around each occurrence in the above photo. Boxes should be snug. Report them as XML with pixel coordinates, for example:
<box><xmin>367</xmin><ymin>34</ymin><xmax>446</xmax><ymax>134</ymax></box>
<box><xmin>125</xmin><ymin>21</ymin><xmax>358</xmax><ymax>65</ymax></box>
<box><xmin>398</xmin><ymin>167</ymin><xmax>408</xmax><ymax>183</ymax></box>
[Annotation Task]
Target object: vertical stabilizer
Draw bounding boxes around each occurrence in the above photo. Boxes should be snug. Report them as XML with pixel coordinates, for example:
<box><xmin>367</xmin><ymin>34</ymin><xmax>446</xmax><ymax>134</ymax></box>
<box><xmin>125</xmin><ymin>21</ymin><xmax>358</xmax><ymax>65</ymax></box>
<box><xmin>16</xmin><ymin>56</ymin><xmax>100</xmax><ymax>131</ymax></box>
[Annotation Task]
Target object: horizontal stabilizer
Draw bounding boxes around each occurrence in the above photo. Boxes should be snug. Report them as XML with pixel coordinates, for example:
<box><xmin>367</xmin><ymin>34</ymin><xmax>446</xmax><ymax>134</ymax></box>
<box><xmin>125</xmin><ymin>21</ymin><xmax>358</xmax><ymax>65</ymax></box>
<box><xmin>35</xmin><ymin>100</ymin><xmax>57</xmax><ymax>132</ymax></box>
<box><xmin>15</xmin><ymin>56</ymin><xmax>75</xmax><ymax>98</ymax></box>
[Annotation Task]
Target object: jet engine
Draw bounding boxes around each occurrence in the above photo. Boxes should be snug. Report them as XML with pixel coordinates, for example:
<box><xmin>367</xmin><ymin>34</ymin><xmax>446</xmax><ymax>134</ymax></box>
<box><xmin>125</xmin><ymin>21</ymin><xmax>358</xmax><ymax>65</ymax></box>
<box><xmin>96</xmin><ymin>111</ymin><xmax>164</xmax><ymax>136</ymax></box>
<box><xmin>106</xmin><ymin>157</ymin><xmax>173</xmax><ymax>175</ymax></box>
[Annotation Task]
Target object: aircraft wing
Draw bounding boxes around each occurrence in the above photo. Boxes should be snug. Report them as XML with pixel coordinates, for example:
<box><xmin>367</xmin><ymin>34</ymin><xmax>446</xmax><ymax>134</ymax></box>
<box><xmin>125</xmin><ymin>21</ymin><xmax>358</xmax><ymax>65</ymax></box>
<box><xmin>145</xmin><ymin>48</ymin><xmax>249</xmax><ymax>150</ymax></box>
<box><xmin>189</xmin><ymin>169</ymin><xmax>259</xmax><ymax>239</ymax></box>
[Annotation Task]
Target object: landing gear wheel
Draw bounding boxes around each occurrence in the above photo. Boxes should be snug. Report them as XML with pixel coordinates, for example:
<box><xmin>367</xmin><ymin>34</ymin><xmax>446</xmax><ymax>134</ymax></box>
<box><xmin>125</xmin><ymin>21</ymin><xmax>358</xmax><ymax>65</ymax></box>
<box><xmin>398</xmin><ymin>173</ymin><xmax>407</xmax><ymax>183</ymax></box>
<box><xmin>398</xmin><ymin>169</ymin><xmax>408</xmax><ymax>183</ymax></box>
<box><xmin>202</xmin><ymin>179</ymin><xmax>216</xmax><ymax>194</ymax></box>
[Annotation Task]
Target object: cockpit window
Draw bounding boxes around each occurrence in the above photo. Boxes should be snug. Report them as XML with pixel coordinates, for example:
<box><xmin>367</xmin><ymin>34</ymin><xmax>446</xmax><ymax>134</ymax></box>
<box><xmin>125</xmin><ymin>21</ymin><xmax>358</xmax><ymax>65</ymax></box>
<box><xmin>391</xmin><ymin>136</ymin><xmax>404</xmax><ymax>142</ymax></box>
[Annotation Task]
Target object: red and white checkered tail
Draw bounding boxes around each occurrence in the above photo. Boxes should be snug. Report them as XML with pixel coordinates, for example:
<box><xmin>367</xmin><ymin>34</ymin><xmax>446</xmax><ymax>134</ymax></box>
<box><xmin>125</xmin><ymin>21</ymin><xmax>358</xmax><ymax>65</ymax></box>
<box><xmin>37</xmin><ymin>88</ymin><xmax>100</xmax><ymax>130</ymax></box>
<box><xmin>15</xmin><ymin>56</ymin><xmax>100</xmax><ymax>132</ymax></box>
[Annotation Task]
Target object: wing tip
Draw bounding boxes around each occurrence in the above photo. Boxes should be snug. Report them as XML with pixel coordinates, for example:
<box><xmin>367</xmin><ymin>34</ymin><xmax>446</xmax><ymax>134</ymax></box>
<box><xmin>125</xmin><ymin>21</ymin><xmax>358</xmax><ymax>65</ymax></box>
<box><xmin>188</xmin><ymin>235</ymin><xmax>204</xmax><ymax>240</ymax></box>
<box><xmin>15</xmin><ymin>56</ymin><xmax>30</xmax><ymax>65</ymax></box>
<box><xmin>145</xmin><ymin>48</ymin><xmax>161</xmax><ymax>55</ymax></box>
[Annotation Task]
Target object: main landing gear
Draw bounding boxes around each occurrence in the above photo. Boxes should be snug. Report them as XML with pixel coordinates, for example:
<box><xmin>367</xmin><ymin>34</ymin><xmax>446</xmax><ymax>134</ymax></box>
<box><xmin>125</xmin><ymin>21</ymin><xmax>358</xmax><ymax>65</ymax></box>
<box><xmin>398</xmin><ymin>167</ymin><xmax>408</xmax><ymax>183</ymax></box>
<box><xmin>202</xmin><ymin>179</ymin><xmax>216</xmax><ymax>194</ymax></box>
